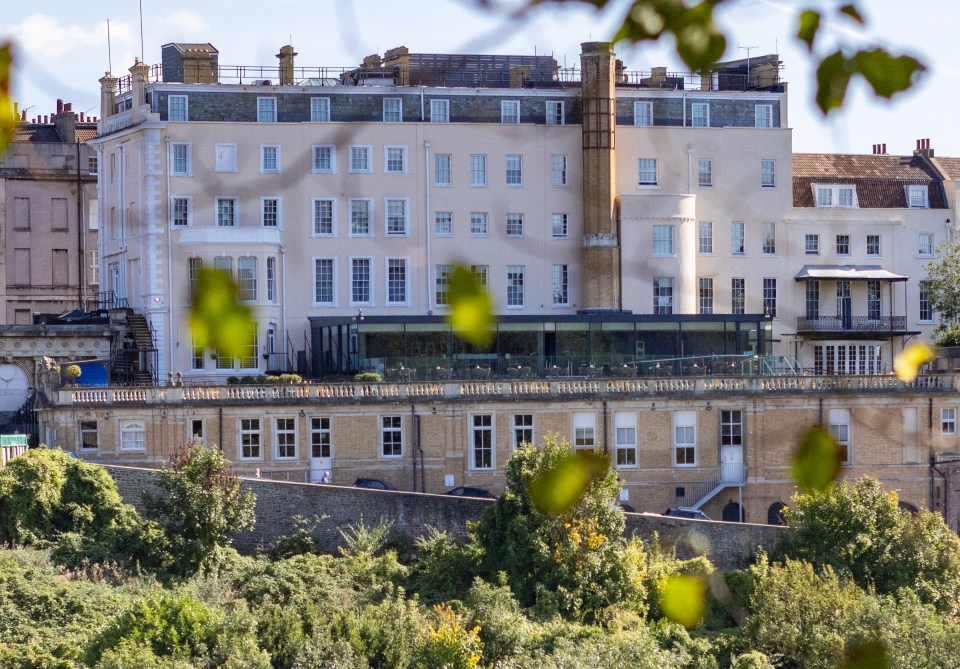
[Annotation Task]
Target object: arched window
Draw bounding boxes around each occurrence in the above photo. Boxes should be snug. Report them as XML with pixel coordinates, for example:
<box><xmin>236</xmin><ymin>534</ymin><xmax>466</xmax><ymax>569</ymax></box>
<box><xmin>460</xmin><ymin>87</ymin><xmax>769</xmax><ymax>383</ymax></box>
<box><xmin>723</xmin><ymin>501</ymin><xmax>743</xmax><ymax>523</ymax></box>
<box><xmin>767</xmin><ymin>502</ymin><xmax>787</xmax><ymax>526</ymax></box>
<box><xmin>898</xmin><ymin>501</ymin><xmax>919</xmax><ymax>514</ymax></box>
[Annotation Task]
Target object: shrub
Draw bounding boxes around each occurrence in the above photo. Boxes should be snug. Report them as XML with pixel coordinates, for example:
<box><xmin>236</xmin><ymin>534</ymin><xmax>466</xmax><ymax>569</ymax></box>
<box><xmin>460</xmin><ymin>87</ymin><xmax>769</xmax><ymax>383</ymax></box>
<box><xmin>354</xmin><ymin>372</ymin><xmax>383</xmax><ymax>383</ymax></box>
<box><xmin>409</xmin><ymin>528</ymin><xmax>480</xmax><ymax>604</ymax></box>
<box><xmin>730</xmin><ymin>651</ymin><xmax>775</xmax><ymax>669</ymax></box>
<box><xmin>414</xmin><ymin>604</ymin><xmax>483</xmax><ymax>669</ymax></box>
<box><xmin>935</xmin><ymin>323</ymin><xmax>960</xmax><ymax>347</ymax></box>
<box><xmin>64</xmin><ymin>364</ymin><xmax>82</xmax><ymax>384</ymax></box>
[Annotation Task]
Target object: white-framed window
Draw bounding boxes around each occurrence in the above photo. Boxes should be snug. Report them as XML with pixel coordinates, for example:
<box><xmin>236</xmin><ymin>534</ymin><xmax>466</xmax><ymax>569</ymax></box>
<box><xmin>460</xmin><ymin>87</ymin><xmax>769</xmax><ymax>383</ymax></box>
<box><xmin>505</xmin><ymin>154</ymin><xmax>523</xmax><ymax>186</ymax></box>
<box><xmin>168</xmin><ymin>94</ymin><xmax>188</xmax><ymax>121</ymax></box>
<box><xmin>828</xmin><ymin>408</ymin><xmax>851</xmax><ymax>463</ymax></box>
<box><xmin>349</xmin><ymin>198</ymin><xmax>373</xmax><ymax>236</ymax></box>
<box><xmin>551</xmin><ymin>155</ymin><xmax>568</xmax><ymax>186</ymax></box>
<box><xmin>349</xmin><ymin>145</ymin><xmax>372</xmax><ymax>173</ymax></box>
<box><xmin>698</xmin><ymin>159</ymin><xmax>712</xmax><ymax>187</ymax></box>
<box><xmin>89</xmin><ymin>249</ymin><xmax>100</xmax><ymax>286</ymax></box>
<box><xmin>573</xmin><ymin>413</ymin><xmax>596</xmax><ymax>451</ymax></box>
<box><xmin>654</xmin><ymin>277</ymin><xmax>673</xmax><ymax>314</ymax></box>
<box><xmin>691</xmin><ymin>102</ymin><xmax>709</xmax><ymax>127</ymax></box>
<box><xmin>867</xmin><ymin>280</ymin><xmax>882</xmax><ymax>320</ymax></box>
<box><xmin>762</xmin><ymin>222</ymin><xmax>777</xmax><ymax>255</ymax></box>
<box><xmin>761</xmin><ymin>159</ymin><xmax>776</xmax><ymax>188</ymax></box>
<box><xmin>215</xmin><ymin>143</ymin><xmax>237</xmax><ymax>172</ymax></box>
<box><xmin>552</xmin><ymin>264</ymin><xmax>569</xmax><ymax>306</ymax></box>
<box><xmin>312</xmin><ymin>198</ymin><xmax>336</xmax><ymax>236</ymax></box>
<box><xmin>805</xmin><ymin>233</ymin><xmax>820</xmax><ymax>255</ymax></box>
<box><xmin>698</xmin><ymin>221</ymin><xmax>713</xmax><ymax>254</ymax></box>
<box><xmin>920</xmin><ymin>280</ymin><xmax>933</xmax><ymax>322</ymax></box>
<box><xmin>673</xmin><ymin>411</ymin><xmax>696</xmax><ymax>466</ymax></box>
<box><xmin>755</xmin><ymin>104</ymin><xmax>773</xmax><ymax>128</ymax></box>
<box><xmin>908</xmin><ymin>185</ymin><xmax>929</xmax><ymax>208</ymax></box>
<box><xmin>836</xmin><ymin>234</ymin><xmax>850</xmax><ymax>256</ymax></box>
<box><xmin>470</xmin><ymin>212</ymin><xmax>488</xmax><ymax>236</ymax></box>
<box><xmin>470</xmin><ymin>414</ymin><xmax>494</xmax><ymax>470</ymax></box>
<box><xmin>634</xmin><ymin>101</ymin><xmax>653</xmax><ymax>127</ymax></box>
<box><xmin>310</xmin><ymin>417</ymin><xmax>332</xmax><ymax>460</ymax></box>
<box><xmin>119</xmin><ymin>420</ymin><xmax>146</xmax><ymax>451</ymax></box>
<box><xmin>506</xmin><ymin>213</ymin><xmax>524</xmax><ymax>237</ymax></box>
<box><xmin>385</xmin><ymin>145</ymin><xmax>407</xmax><ymax>173</ymax></box>
<box><xmin>731</xmin><ymin>221</ymin><xmax>745</xmax><ymax>255</ymax></box>
<box><xmin>763</xmin><ymin>278</ymin><xmax>777</xmax><ymax>317</ymax></box>
<box><xmin>731</xmin><ymin>277</ymin><xmax>745</xmax><ymax>314</ymax></box>
<box><xmin>943</xmin><ymin>408</ymin><xmax>957</xmax><ymax>435</ymax></box>
<box><xmin>257</xmin><ymin>97</ymin><xmax>277</xmax><ymax>123</ymax></box>
<box><xmin>507</xmin><ymin>265</ymin><xmax>525</xmax><ymax>308</ymax></box>
<box><xmin>171</xmin><ymin>197</ymin><xmax>191</xmax><ymax>227</ymax></box>
<box><xmin>430</xmin><ymin>98</ymin><xmax>449</xmax><ymax>123</ymax></box>
<box><xmin>867</xmin><ymin>235</ymin><xmax>881</xmax><ymax>257</ymax></box>
<box><xmin>435</xmin><ymin>264</ymin><xmax>452</xmax><ymax>307</ymax></box>
<box><xmin>501</xmin><ymin>99</ymin><xmax>520</xmax><ymax>124</ymax></box>
<box><xmin>260</xmin><ymin>145</ymin><xmax>280</xmax><ymax>173</ymax></box>
<box><xmin>274</xmin><ymin>417</ymin><xmax>297</xmax><ymax>459</ymax></box>
<box><xmin>470</xmin><ymin>154</ymin><xmax>487</xmax><ymax>186</ymax></box>
<box><xmin>314</xmin><ymin>257</ymin><xmax>336</xmax><ymax>305</ymax></box>
<box><xmin>381</xmin><ymin>416</ymin><xmax>403</xmax><ymax>457</ymax></box>
<box><xmin>261</xmin><ymin>197</ymin><xmax>280</xmax><ymax>228</ymax></box>
<box><xmin>653</xmin><ymin>224</ymin><xmax>674</xmax><ymax>256</ymax></box>
<box><xmin>170</xmin><ymin>142</ymin><xmax>191</xmax><ymax>176</ymax></box>
<box><xmin>383</xmin><ymin>97</ymin><xmax>402</xmax><ymax>122</ymax></box>
<box><xmin>546</xmin><ymin>100</ymin><xmax>564</xmax><ymax>125</ymax></box>
<box><xmin>237</xmin><ymin>256</ymin><xmax>257</xmax><ymax>301</ymax></box>
<box><xmin>79</xmin><ymin>420</ymin><xmax>98</xmax><ymax>450</ymax></box>
<box><xmin>385</xmin><ymin>198</ymin><xmax>408</xmax><ymax>236</ymax></box>
<box><xmin>434</xmin><ymin>153</ymin><xmax>452</xmax><ymax>185</ymax></box>
<box><xmin>472</xmin><ymin>265</ymin><xmax>489</xmax><ymax>288</ymax></box>
<box><xmin>512</xmin><ymin>414</ymin><xmax>534</xmax><ymax>449</ymax></box>
<box><xmin>189</xmin><ymin>257</ymin><xmax>203</xmax><ymax>296</ymax></box>
<box><xmin>615</xmin><ymin>412</ymin><xmax>637</xmax><ymax>468</ymax></box>
<box><xmin>215</xmin><ymin>197</ymin><xmax>237</xmax><ymax>227</ymax></box>
<box><xmin>238</xmin><ymin>418</ymin><xmax>262</xmax><ymax>460</ymax></box>
<box><xmin>918</xmin><ymin>233</ymin><xmax>935</xmax><ymax>256</ymax></box>
<box><xmin>266</xmin><ymin>257</ymin><xmax>276</xmax><ymax>302</ymax></box>
<box><xmin>699</xmin><ymin>277</ymin><xmax>714</xmax><ymax>314</ymax></box>
<box><xmin>351</xmin><ymin>257</ymin><xmax>373</xmax><ymax>305</ymax></box>
<box><xmin>816</xmin><ymin>184</ymin><xmax>856</xmax><ymax>207</ymax></box>
<box><xmin>552</xmin><ymin>213</ymin><xmax>568</xmax><ymax>238</ymax></box>
<box><xmin>190</xmin><ymin>329</ymin><xmax>204</xmax><ymax>371</ymax></box>
<box><xmin>386</xmin><ymin>258</ymin><xmax>408</xmax><ymax>305</ymax></box>
<box><xmin>213</xmin><ymin>256</ymin><xmax>233</xmax><ymax>277</ymax></box>
<box><xmin>312</xmin><ymin>145</ymin><xmax>335</xmax><ymax>173</ymax></box>
<box><xmin>435</xmin><ymin>211</ymin><xmax>453</xmax><ymax>236</ymax></box>
<box><xmin>310</xmin><ymin>97</ymin><xmax>331</xmax><ymax>122</ymax></box>
<box><xmin>638</xmin><ymin>158</ymin><xmax>658</xmax><ymax>187</ymax></box>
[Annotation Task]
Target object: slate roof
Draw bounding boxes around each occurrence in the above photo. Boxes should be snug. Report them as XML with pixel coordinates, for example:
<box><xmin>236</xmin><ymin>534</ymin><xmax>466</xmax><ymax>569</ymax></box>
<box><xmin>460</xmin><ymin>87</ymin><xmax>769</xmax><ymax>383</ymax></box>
<box><xmin>793</xmin><ymin>153</ymin><xmax>948</xmax><ymax>209</ymax></box>
<box><xmin>795</xmin><ymin>265</ymin><xmax>908</xmax><ymax>282</ymax></box>
<box><xmin>11</xmin><ymin>123</ymin><xmax>98</xmax><ymax>143</ymax></box>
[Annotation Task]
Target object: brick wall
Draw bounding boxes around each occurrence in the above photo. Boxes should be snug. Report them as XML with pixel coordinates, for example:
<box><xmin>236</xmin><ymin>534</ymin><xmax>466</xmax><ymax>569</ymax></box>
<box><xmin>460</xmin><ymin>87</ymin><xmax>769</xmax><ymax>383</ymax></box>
<box><xmin>103</xmin><ymin>464</ymin><xmax>784</xmax><ymax>570</ymax></box>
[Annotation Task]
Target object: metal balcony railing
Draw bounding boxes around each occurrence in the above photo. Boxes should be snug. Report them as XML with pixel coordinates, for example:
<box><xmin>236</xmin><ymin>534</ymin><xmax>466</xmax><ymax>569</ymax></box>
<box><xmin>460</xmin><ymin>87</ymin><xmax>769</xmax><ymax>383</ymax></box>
<box><xmin>796</xmin><ymin>316</ymin><xmax>907</xmax><ymax>333</ymax></box>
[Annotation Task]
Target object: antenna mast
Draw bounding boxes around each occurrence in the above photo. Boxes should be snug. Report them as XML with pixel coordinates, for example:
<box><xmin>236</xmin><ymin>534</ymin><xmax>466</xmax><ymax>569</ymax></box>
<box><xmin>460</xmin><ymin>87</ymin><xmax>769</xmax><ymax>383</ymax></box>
<box><xmin>107</xmin><ymin>19</ymin><xmax>113</xmax><ymax>73</ymax></box>
<box><xmin>139</xmin><ymin>0</ymin><xmax>145</xmax><ymax>63</ymax></box>
<box><xmin>738</xmin><ymin>44</ymin><xmax>759</xmax><ymax>80</ymax></box>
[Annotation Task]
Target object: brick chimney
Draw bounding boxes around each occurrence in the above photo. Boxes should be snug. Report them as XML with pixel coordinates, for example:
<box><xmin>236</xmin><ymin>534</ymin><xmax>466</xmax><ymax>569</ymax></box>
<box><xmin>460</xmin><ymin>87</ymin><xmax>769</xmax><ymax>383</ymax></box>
<box><xmin>54</xmin><ymin>101</ymin><xmax>76</xmax><ymax>143</ymax></box>
<box><xmin>915</xmin><ymin>138</ymin><xmax>935</xmax><ymax>158</ymax></box>
<box><xmin>99</xmin><ymin>70</ymin><xmax>118</xmax><ymax>118</ymax></box>
<box><xmin>277</xmin><ymin>44</ymin><xmax>297</xmax><ymax>85</ymax></box>
<box><xmin>129</xmin><ymin>59</ymin><xmax>150</xmax><ymax>108</ymax></box>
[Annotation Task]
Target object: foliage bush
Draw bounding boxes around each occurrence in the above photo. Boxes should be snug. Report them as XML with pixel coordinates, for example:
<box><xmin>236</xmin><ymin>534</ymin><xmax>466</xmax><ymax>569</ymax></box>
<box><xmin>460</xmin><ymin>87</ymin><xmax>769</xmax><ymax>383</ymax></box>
<box><xmin>409</xmin><ymin>528</ymin><xmax>480</xmax><ymax>604</ymax></box>
<box><xmin>414</xmin><ymin>604</ymin><xmax>483</xmax><ymax>669</ymax></box>
<box><xmin>226</xmin><ymin>374</ymin><xmax>303</xmax><ymax>385</ymax></box>
<box><xmin>354</xmin><ymin>371</ymin><xmax>383</xmax><ymax>383</ymax></box>
<box><xmin>143</xmin><ymin>441</ymin><xmax>255</xmax><ymax>575</ymax></box>
<box><xmin>935</xmin><ymin>323</ymin><xmax>960</xmax><ymax>347</ymax></box>
<box><xmin>473</xmin><ymin>436</ymin><xmax>646</xmax><ymax>621</ymax></box>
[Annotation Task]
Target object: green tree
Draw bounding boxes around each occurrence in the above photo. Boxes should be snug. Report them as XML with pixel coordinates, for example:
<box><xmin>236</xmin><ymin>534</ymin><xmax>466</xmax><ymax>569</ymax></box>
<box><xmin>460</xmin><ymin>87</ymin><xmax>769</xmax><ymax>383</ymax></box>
<box><xmin>473</xmin><ymin>436</ymin><xmax>646</xmax><ymax>620</ymax></box>
<box><xmin>144</xmin><ymin>441</ymin><xmax>255</xmax><ymax>574</ymax></box>
<box><xmin>926</xmin><ymin>240</ymin><xmax>960</xmax><ymax>345</ymax></box>
<box><xmin>777</xmin><ymin>477</ymin><xmax>960</xmax><ymax>614</ymax></box>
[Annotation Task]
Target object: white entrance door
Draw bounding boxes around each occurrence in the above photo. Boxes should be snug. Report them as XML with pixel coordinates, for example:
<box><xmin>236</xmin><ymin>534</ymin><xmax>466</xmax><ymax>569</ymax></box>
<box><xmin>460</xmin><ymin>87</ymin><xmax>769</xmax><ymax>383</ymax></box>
<box><xmin>309</xmin><ymin>416</ymin><xmax>332</xmax><ymax>483</ymax></box>
<box><xmin>721</xmin><ymin>446</ymin><xmax>744</xmax><ymax>484</ymax></box>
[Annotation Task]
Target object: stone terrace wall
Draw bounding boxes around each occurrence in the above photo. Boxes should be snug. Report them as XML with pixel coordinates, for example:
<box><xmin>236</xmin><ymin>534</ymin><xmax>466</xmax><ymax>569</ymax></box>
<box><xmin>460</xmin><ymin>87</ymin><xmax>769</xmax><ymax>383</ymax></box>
<box><xmin>104</xmin><ymin>465</ymin><xmax>785</xmax><ymax>570</ymax></box>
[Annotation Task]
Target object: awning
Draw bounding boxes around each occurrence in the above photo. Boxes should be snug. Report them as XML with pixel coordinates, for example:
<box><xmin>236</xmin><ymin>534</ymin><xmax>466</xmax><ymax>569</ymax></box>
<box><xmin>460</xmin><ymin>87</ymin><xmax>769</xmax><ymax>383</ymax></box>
<box><xmin>794</xmin><ymin>265</ymin><xmax>908</xmax><ymax>282</ymax></box>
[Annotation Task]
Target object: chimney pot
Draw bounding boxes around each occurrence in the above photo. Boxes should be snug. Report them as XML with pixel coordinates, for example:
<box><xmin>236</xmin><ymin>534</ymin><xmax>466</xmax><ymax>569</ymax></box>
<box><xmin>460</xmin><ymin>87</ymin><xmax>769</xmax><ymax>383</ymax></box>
<box><xmin>917</xmin><ymin>139</ymin><xmax>921</xmax><ymax>150</ymax></box>
<box><xmin>56</xmin><ymin>99</ymin><xmax>63</xmax><ymax>114</ymax></box>
<box><xmin>882</xmin><ymin>143</ymin><xmax>886</xmax><ymax>154</ymax></box>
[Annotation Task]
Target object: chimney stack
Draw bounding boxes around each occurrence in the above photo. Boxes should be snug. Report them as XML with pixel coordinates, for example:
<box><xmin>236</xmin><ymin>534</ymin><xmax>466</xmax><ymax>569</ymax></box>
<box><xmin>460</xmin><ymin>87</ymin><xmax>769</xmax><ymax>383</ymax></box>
<box><xmin>54</xmin><ymin>100</ymin><xmax>76</xmax><ymax>143</ymax></box>
<box><xmin>277</xmin><ymin>44</ymin><xmax>297</xmax><ymax>85</ymax></box>
<box><xmin>914</xmin><ymin>138</ymin><xmax>934</xmax><ymax>158</ymax></box>
<box><xmin>99</xmin><ymin>71</ymin><xmax>119</xmax><ymax>119</ymax></box>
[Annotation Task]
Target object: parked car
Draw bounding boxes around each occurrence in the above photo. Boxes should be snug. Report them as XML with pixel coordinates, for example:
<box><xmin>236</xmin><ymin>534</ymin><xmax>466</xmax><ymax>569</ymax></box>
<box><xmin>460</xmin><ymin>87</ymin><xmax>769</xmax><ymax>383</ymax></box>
<box><xmin>445</xmin><ymin>486</ymin><xmax>496</xmax><ymax>499</ymax></box>
<box><xmin>664</xmin><ymin>506</ymin><xmax>711</xmax><ymax>521</ymax></box>
<box><xmin>353</xmin><ymin>478</ymin><xmax>395</xmax><ymax>490</ymax></box>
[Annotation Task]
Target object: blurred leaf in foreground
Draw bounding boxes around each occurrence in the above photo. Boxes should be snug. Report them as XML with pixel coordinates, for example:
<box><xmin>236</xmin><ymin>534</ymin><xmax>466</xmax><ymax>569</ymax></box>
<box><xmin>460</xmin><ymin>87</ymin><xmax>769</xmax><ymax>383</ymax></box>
<box><xmin>529</xmin><ymin>450</ymin><xmax>610</xmax><ymax>515</ymax></box>
<box><xmin>659</xmin><ymin>574</ymin><xmax>706</xmax><ymax>628</ymax></box>
<box><xmin>894</xmin><ymin>342</ymin><xmax>934</xmax><ymax>382</ymax></box>
<box><xmin>447</xmin><ymin>265</ymin><xmax>495</xmax><ymax>348</ymax></box>
<box><xmin>840</xmin><ymin>639</ymin><xmax>889</xmax><ymax>669</ymax></box>
<box><xmin>0</xmin><ymin>42</ymin><xmax>16</xmax><ymax>156</ymax></box>
<box><xmin>189</xmin><ymin>268</ymin><xmax>255</xmax><ymax>360</ymax></box>
<box><xmin>791</xmin><ymin>425</ymin><xmax>843</xmax><ymax>492</ymax></box>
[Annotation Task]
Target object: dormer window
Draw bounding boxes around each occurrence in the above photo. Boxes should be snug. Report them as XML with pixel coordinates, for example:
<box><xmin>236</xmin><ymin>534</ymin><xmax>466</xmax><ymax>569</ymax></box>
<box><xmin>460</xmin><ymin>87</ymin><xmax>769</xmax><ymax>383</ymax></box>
<box><xmin>907</xmin><ymin>185</ymin><xmax>929</xmax><ymax>208</ymax></box>
<box><xmin>814</xmin><ymin>184</ymin><xmax>857</xmax><ymax>208</ymax></box>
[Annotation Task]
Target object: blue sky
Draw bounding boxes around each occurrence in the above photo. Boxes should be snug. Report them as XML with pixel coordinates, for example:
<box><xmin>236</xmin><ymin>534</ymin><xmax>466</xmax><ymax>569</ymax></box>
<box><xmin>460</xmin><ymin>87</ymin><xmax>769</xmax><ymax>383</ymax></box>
<box><xmin>4</xmin><ymin>0</ymin><xmax>956</xmax><ymax>156</ymax></box>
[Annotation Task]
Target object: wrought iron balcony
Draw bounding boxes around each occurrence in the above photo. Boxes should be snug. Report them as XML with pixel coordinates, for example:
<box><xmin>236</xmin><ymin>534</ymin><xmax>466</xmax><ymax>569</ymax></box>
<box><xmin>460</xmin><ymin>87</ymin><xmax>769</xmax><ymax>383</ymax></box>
<box><xmin>796</xmin><ymin>316</ymin><xmax>907</xmax><ymax>334</ymax></box>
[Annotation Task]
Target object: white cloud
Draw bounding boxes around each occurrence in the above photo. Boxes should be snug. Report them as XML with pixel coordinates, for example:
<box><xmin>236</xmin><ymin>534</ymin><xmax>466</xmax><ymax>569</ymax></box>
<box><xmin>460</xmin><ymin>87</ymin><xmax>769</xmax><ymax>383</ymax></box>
<box><xmin>154</xmin><ymin>10</ymin><xmax>210</xmax><ymax>39</ymax></box>
<box><xmin>2</xmin><ymin>14</ymin><xmax>136</xmax><ymax>61</ymax></box>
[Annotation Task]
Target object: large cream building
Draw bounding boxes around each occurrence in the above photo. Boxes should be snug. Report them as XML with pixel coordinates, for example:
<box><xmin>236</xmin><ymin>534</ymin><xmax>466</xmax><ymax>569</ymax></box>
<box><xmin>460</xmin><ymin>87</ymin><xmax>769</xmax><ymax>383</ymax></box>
<box><xmin>38</xmin><ymin>40</ymin><xmax>960</xmax><ymax>524</ymax></box>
